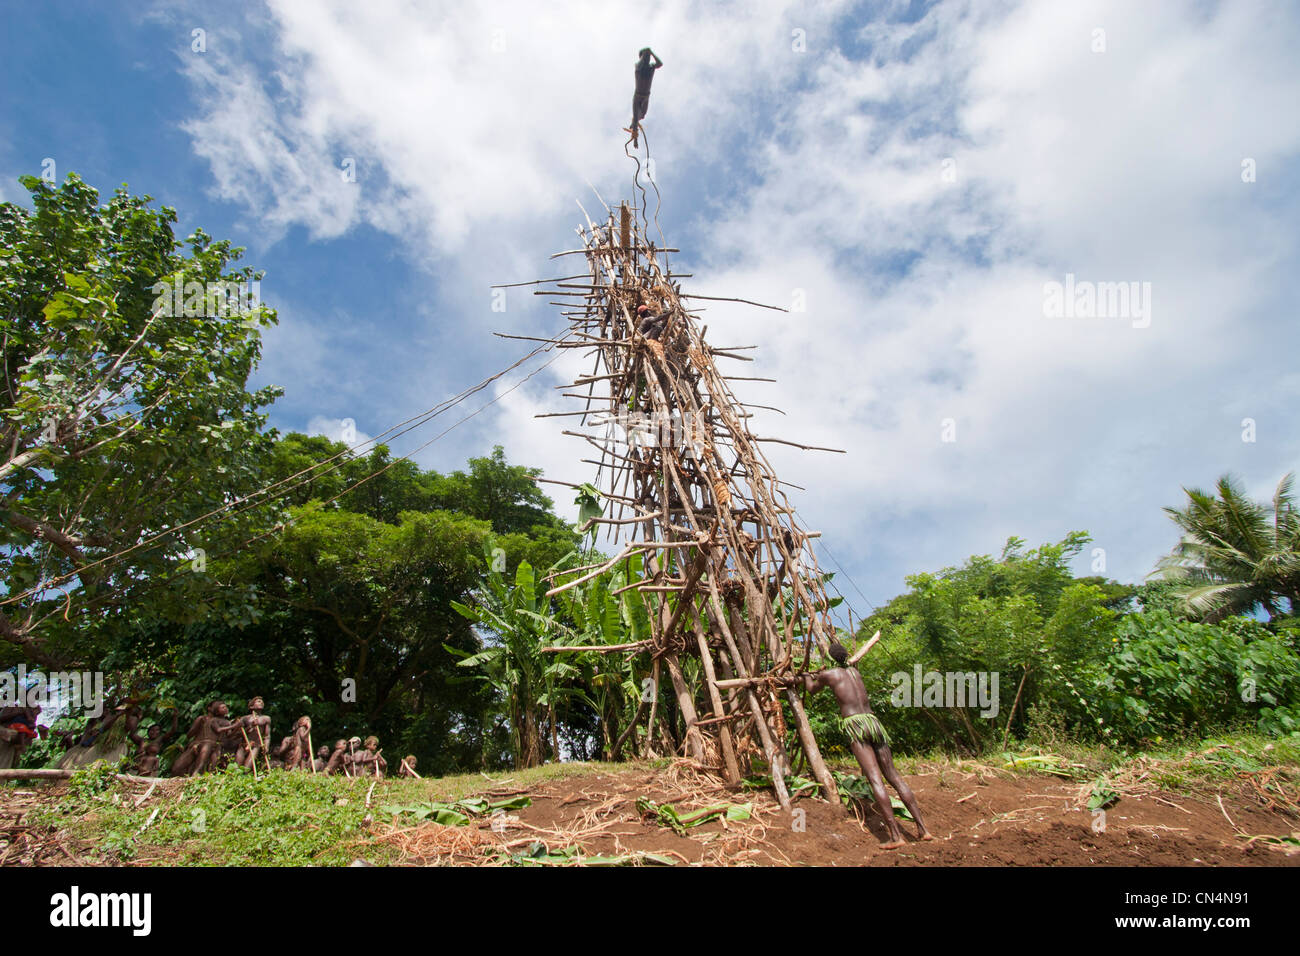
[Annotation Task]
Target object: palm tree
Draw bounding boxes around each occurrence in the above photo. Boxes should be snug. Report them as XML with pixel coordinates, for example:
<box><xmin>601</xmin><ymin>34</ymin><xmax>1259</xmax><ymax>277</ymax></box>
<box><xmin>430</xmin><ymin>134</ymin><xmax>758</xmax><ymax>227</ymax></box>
<box><xmin>1152</xmin><ymin>472</ymin><xmax>1300</xmax><ymax>622</ymax></box>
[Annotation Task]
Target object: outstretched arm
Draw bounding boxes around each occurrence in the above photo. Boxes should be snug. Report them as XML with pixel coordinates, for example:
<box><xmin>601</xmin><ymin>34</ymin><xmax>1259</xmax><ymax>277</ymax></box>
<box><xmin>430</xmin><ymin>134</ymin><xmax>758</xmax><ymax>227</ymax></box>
<box><xmin>785</xmin><ymin>671</ymin><xmax>821</xmax><ymax>693</ymax></box>
<box><xmin>161</xmin><ymin>711</ymin><xmax>180</xmax><ymax>744</ymax></box>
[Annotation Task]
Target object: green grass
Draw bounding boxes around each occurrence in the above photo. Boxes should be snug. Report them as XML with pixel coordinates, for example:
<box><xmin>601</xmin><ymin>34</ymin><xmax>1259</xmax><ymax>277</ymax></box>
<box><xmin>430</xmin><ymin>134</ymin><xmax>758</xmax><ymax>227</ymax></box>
<box><xmin>32</xmin><ymin>760</ymin><xmax>645</xmax><ymax>867</ymax></box>
<box><xmin>821</xmin><ymin>731</ymin><xmax>1300</xmax><ymax>797</ymax></box>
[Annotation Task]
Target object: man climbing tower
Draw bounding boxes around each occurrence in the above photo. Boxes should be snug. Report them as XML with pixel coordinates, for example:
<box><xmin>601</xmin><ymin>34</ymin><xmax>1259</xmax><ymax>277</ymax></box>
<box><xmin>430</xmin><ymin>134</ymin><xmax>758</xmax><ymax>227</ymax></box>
<box><xmin>797</xmin><ymin>642</ymin><xmax>933</xmax><ymax>848</ymax></box>
<box><xmin>625</xmin><ymin>47</ymin><xmax>663</xmax><ymax>147</ymax></box>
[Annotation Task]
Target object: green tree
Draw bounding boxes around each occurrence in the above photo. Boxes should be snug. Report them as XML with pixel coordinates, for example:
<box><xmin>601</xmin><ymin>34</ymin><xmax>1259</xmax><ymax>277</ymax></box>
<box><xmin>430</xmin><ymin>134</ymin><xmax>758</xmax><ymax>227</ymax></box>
<box><xmin>0</xmin><ymin>174</ymin><xmax>279</xmax><ymax>665</ymax></box>
<box><xmin>241</xmin><ymin>502</ymin><xmax>489</xmax><ymax>720</ymax></box>
<box><xmin>1152</xmin><ymin>473</ymin><xmax>1300</xmax><ymax>622</ymax></box>
<box><xmin>847</xmin><ymin>533</ymin><xmax>1121</xmax><ymax>753</ymax></box>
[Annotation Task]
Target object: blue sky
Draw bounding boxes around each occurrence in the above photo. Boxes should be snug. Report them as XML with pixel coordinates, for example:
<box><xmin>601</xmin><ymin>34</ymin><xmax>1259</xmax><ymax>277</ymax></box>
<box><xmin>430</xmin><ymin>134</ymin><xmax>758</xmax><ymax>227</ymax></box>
<box><xmin>4</xmin><ymin>0</ymin><xmax>1298</xmax><ymax>622</ymax></box>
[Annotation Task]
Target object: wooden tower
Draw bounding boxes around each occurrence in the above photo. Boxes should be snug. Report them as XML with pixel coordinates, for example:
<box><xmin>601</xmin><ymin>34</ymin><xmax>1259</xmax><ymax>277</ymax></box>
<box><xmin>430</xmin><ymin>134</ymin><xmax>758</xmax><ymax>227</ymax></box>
<box><xmin>532</xmin><ymin>202</ymin><xmax>845</xmax><ymax>810</ymax></box>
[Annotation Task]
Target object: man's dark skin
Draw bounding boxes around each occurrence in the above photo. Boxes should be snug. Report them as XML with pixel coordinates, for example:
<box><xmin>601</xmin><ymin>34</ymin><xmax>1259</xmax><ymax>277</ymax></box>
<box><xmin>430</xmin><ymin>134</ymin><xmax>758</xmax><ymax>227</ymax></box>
<box><xmin>129</xmin><ymin>710</ymin><xmax>179</xmax><ymax>776</ymax></box>
<box><xmin>324</xmin><ymin>739</ymin><xmax>348</xmax><ymax>775</ymax></box>
<box><xmin>233</xmin><ymin>696</ymin><xmax>272</xmax><ymax>770</ymax></box>
<box><xmin>626</xmin><ymin>47</ymin><xmax>663</xmax><ymax>146</ymax></box>
<box><xmin>274</xmin><ymin>715</ymin><xmax>312</xmax><ymax>771</ymax></box>
<box><xmin>171</xmin><ymin>700</ymin><xmax>239</xmax><ymax>776</ymax></box>
<box><xmin>352</xmin><ymin>735</ymin><xmax>386</xmax><ymax>778</ymax></box>
<box><xmin>796</xmin><ymin>644</ymin><xmax>932</xmax><ymax>848</ymax></box>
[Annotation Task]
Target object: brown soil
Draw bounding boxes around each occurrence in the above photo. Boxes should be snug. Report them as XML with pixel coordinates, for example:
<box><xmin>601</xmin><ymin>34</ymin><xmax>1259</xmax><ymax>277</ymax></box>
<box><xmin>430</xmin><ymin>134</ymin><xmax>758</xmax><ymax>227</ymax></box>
<box><xmin>381</xmin><ymin>762</ymin><xmax>1300</xmax><ymax>866</ymax></box>
<box><xmin>5</xmin><ymin>760</ymin><xmax>1297</xmax><ymax>866</ymax></box>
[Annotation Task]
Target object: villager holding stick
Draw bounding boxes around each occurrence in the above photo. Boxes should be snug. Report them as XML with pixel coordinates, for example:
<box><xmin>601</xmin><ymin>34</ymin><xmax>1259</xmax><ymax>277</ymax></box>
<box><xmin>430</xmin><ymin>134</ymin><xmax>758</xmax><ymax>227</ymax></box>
<box><xmin>397</xmin><ymin>755</ymin><xmax>420</xmax><ymax>778</ymax></box>
<box><xmin>233</xmin><ymin>696</ymin><xmax>272</xmax><ymax>772</ymax></box>
<box><xmin>352</xmin><ymin>735</ymin><xmax>386</xmax><ymax>779</ymax></box>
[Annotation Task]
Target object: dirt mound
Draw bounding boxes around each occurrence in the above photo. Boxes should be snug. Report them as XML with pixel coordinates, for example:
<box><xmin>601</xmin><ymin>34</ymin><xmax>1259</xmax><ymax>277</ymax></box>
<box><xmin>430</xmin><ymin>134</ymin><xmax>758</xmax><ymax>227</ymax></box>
<box><xmin>379</xmin><ymin>762</ymin><xmax>1300</xmax><ymax>866</ymax></box>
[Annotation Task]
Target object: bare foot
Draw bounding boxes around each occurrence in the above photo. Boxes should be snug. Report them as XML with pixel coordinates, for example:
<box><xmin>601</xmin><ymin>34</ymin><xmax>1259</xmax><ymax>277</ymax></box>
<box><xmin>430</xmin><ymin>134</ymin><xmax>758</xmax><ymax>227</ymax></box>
<box><xmin>880</xmin><ymin>838</ymin><xmax>905</xmax><ymax>850</ymax></box>
<box><xmin>919</xmin><ymin>831</ymin><xmax>935</xmax><ymax>841</ymax></box>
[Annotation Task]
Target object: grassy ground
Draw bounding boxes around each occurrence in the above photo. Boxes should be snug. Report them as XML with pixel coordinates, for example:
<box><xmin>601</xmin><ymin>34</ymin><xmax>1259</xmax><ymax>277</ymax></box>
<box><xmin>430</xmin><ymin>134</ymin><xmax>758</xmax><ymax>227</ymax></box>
<box><xmin>24</xmin><ymin>759</ymin><xmax>654</xmax><ymax>866</ymax></box>
<box><xmin>16</xmin><ymin>733</ymin><xmax>1297</xmax><ymax>866</ymax></box>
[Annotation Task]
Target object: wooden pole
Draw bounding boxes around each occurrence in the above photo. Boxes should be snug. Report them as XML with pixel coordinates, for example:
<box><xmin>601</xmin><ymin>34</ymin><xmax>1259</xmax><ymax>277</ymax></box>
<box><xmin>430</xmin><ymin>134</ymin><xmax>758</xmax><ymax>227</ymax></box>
<box><xmin>692</xmin><ymin>614</ymin><xmax>740</xmax><ymax>785</ymax></box>
<box><xmin>642</xmin><ymin>658</ymin><xmax>661</xmax><ymax>759</ymax></box>
<box><xmin>663</xmin><ymin>653</ymin><xmax>705</xmax><ymax>763</ymax></box>
<box><xmin>784</xmin><ymin>687</ymin><xmax>841</xmax><ymax>809</ymax></box>
<box><xmin>239</xmin><ymin>724</ymin><xmax>258</xmax><ymax>780</ymax></box>
<box><xmin>0</xmin><ymin>768</ymin><xmax>164</xmax><ymax>783</ymax></box>
<box><xmin>847</xmin><ymin>631</ymin><xmax>881</xmax><ymax>665</ymax></box>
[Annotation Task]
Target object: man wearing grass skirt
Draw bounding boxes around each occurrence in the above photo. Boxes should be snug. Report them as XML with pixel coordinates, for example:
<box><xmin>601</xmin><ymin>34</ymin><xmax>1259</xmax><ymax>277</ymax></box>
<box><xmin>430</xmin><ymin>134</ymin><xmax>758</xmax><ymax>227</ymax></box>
<box><xmin>796</xmin><ymin>642</ymin><xmax>932</xmax><ymax>849</ymax></box>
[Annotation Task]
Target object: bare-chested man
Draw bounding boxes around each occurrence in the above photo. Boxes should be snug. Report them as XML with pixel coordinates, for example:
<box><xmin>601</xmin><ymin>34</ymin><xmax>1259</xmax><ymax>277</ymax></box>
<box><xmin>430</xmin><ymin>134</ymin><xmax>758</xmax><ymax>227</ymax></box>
<box><xmin>324</xmin><ymin>739</ymin><xmax>348</xmax><ymax>775</ymax></box>
<box><xmin>274</xmin><ymin>716</ymin><xmax>313</xmax><ymax>771</ymax></box>
<box><xmin>171</xmin><ymin>701</ymin><xmax>239</xmax><ymax>776</ymax></box>
<box><xmin>233</xmin><ymin>696</ymin><xmax>272</xmax><ymax>770</ymax></box>
<box><xmin>351</xmin><ymin>735</ymin><xmax>386</xmax><ymax>779</ymax></box>
<box><xmin>796</xmin><ymin>643</ymin><xmax>931</xmax><ymax>848</ymax></box>
<box><xmin>129</xmin><ymin>710</ymin><xmax>179</xmax><ymax>776</ymax></box>
<box><xmin>625</xmin><ymin>47</ymin><xmax>663</xmax><ymax>147</ymax></box>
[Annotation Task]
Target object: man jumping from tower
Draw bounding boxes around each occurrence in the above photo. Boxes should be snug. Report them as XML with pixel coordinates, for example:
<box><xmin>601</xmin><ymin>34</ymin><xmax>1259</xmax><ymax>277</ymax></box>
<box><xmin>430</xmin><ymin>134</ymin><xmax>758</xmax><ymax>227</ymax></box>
<box><xmin>625</xmin><ymin>47</ymin><xmax>663</xmax><ymax>147</ymax></box>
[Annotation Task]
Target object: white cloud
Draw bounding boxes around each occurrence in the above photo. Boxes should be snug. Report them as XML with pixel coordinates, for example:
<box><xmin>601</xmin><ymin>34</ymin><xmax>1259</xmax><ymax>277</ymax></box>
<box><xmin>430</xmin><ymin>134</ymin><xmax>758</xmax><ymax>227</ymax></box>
<box><xmin>178</xmin><ymin>0</ymin><xmax>1300</xmax><ymax>604</ymax></box>
<box><xmin>306</xmin><ymin>415</ymin><xmax>374</xmax><ymax>450</ymax></box>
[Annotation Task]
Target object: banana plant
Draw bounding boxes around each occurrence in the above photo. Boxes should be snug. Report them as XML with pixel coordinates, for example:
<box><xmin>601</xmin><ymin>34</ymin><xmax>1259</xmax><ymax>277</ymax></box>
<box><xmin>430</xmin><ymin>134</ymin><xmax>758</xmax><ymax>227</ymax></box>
<box><xmin>448</xmin><ymin>541</ymin><xmax>568</xmax><ymax>768</ymax></box>
<box><xmin>549</xmin><ymin>550</ymin><xmax>656</xmax><ymax>758</ymax></box>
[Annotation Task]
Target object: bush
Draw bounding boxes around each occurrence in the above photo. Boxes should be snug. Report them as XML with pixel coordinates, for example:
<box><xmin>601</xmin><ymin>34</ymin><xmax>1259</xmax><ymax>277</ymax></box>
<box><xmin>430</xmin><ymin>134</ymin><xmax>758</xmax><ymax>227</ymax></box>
<box><xmin>1091</xmin><ymin>609</ymin><xmax>1300</xmax><ymax>745</ymax></box>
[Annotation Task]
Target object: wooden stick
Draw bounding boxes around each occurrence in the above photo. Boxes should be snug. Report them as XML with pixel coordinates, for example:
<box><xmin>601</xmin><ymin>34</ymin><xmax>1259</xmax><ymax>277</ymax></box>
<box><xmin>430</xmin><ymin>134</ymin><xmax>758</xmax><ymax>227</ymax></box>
<box><xmin>679</xmin><ymin>293</ymin><xmax>788</xmax><ymax>312</ymax></box>
<box><xmin>784</xmin><ymin>687</ymin><xmax>841</xmax><ymax>810</ymax></box>
<box><xmin>713</xmin><ymin>675</ymin><xmax>781</xmax><ymax>689</ymax></box>
<box><xmin>692</xmin><ymin>614</ymin><xmax>740</xmax><ymax>785</ymax></box>
<box><xmin>239</xmin><ymin>724</ymin><xmax>259</xmax><ymax>780</ymax></box>
<box><xmin>0</xmin><ymin>769</ymin><xmax>165</xmax><ymax>783</ymax></box>
<box><xmin>642</xmin><ymin>658</ymin><xmax>661</xmax><ymax>760</ymax></box>
<box><xmin>750</xmin><ymin>436</ymin><xmax>847</xmax><ymax>454</ymax></box>
<box><xmin>540</xmin><ymin>640</ymin><xmax>652</xmax><ymax>654</ymax></box>
<box><xmin>544</xmin><ymin>546</ymin><xmax>638</xmax><ymax>596</ymax></box>
<box><xmin>846</xmin><ymin>630</ymin><xmax>881</xmax><ymax>665</ymax></box>
<box><xmin>489</xmin><ymin>274</ymin><xmax>589</xmax><ymax>288</ymax></box>
<box><xmin>663</xmin><ymin>653</ymin><xmax>705</xmax><ymax>764</ymax></box>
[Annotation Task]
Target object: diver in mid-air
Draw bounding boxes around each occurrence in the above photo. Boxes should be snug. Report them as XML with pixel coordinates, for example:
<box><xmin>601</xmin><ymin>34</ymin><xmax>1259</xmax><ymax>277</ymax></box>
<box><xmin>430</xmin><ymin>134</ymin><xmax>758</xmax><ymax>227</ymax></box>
<box><xmin>625</xmin><ymin>47</ymin><xmax>663</xmax><ymax>147</ymax></box>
